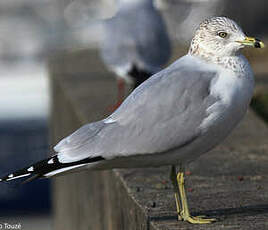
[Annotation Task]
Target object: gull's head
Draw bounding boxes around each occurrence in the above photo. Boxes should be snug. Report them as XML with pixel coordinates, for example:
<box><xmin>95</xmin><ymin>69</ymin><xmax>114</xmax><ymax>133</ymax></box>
<box><xmin>189</xmin><ymin>17</ymin><xmax>265</xmax><ymax>58</ymax></box>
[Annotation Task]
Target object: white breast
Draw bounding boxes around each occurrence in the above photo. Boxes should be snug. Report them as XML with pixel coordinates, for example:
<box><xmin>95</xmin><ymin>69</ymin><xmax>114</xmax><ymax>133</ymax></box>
<box><xmin>200</xmin><ymin>57</ymin><xmax>254</xmax><ymax>133</ymax></box>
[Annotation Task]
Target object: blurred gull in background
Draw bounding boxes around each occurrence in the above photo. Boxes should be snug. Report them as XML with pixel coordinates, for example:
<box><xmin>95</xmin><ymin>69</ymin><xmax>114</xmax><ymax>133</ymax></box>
<box><xmin>64</xmin><ymin>0</ymin><xmax>171</xmax><ymax>109</ymax></box>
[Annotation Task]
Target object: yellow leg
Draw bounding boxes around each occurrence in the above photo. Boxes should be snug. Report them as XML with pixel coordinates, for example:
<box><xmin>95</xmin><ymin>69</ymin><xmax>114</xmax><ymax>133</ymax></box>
<box><xmin>177</xmin><ymin>172</ymin><xmax>216</xmax><ymax>224</ymax></box>
<box><xmin>170</xmin><ymin>166</ymin><xmax>182</xmax><ymax>220</ymax></box>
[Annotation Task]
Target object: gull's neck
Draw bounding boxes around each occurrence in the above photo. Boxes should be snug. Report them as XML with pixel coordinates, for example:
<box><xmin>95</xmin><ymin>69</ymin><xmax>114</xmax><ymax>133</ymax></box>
<box><xmin>188</xmin><ymin>40</ymin><xmax>250</xmax><ymax>75</ymax></box>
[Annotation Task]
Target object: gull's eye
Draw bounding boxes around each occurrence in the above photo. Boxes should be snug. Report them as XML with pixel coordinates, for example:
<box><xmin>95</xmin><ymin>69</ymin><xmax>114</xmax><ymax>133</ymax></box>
<box><xmin>218</xmin><ymin>31</ymin><xmax>228</xmax><ymax>38</ymax></box>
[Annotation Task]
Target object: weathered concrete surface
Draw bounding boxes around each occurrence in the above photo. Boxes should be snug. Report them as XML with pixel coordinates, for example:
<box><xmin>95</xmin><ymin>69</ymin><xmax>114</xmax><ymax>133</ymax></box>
<box><xmin>49</xmin><ymin>49</ymin><xmax>268</xmax><ymax>230</ymax></box>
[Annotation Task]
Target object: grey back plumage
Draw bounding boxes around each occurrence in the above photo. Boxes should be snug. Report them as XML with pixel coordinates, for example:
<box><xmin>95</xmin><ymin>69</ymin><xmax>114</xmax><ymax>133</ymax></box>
<box><xmin>55</xmin><ymin>55</ymin><xmax>219</xmax><ymax>163</ymax></box>
<box><xmin>100</xmin><ymin>0</ymin><xmax>171</xmax><ymax>75</ymax></box>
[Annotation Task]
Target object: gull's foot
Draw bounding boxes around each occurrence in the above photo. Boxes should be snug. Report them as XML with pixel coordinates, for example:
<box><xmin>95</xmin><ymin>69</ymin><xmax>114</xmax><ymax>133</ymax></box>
<box><xmin>183</xmin><ymin>215</ymin><xmax>216</xmax><ymax>224</ymax></box>
<box><xmin>177</xmin><ymin>213</ymin><xmax>216</xmax><ymax>224</ymax></box>
<box><xmin>176</xmin><ymin>213</ymin><xmax>182</xmax><ymax>221</ymax></box>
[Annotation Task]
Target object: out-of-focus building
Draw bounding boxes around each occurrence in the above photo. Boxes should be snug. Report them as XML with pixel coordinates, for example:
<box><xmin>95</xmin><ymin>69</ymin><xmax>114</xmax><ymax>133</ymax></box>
<box><xmin>0</xmin><ymin>1</ymin><xmax>58</xmax><ymax>228</ymax></box>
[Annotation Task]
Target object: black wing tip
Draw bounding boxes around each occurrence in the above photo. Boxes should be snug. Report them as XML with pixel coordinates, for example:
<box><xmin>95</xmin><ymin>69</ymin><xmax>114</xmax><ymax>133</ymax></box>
<box><xmin>0</xmin><ymin>171</ymin><xmax>33</xmax><ymax>183</ymax></box>
<box><xmin>0</xmin><ymin>155</ymin><xmax>105</xmax><ymax>183</ymax></box>
<box><xmin>0</xmin><ymin>163</ymin><xmax>38</xmax><ymax>183</ymax></box>
<box><xmin>0</xmin><ymin>155</ymin><xmax>57</xmax><ymax>183</ymax></box>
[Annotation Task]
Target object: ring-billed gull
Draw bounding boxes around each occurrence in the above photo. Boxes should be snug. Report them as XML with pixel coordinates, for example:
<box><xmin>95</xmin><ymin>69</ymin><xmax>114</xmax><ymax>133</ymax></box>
<box><xmin>0</xmin><ymin>17</ymin><xmax>264</xmax><ymax>224</ymax></box>
<box><xmin>100</xmin><ymin>0</ymin><xmax>171</xmax><ymax>108</ymax></box>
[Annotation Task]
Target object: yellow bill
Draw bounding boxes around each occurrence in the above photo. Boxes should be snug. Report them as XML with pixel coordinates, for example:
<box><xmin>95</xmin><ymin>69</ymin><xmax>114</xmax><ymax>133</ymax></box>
<box><xmin>237</xmin><ymin>36</ymin><xmax>265</xmax><ymax>48</ymax></box>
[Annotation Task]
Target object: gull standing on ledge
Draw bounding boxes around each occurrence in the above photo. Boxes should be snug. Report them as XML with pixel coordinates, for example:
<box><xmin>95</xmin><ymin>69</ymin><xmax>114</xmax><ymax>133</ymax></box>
<box><xmin>100</xmin><ymin>0</ymin><xmax>171</xmax><ymax>109</ymax></box>
<box><xmin>0</xmin><ymin>17</ymin><xmax>265</xmax><ymax>224</ymax></box>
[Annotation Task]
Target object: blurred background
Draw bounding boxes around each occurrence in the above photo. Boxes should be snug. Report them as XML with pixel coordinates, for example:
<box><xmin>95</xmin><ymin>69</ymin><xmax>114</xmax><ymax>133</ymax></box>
<box><xmin>0</xmin><ymin>0</ymin><xmax>267</xmax><ymax>229</ymax></box>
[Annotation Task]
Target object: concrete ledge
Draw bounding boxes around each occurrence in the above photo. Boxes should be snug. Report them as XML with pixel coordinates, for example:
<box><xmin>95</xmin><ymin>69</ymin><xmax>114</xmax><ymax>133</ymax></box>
<box><xmin>49</xmin><ymin>50</ymin><xmax>268</xmax><ymax>230</ymax></box>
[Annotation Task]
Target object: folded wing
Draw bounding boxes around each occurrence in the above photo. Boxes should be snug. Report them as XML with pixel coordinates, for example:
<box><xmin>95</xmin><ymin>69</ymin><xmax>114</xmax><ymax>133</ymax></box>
<box><xmin>55</xmin><ymin>55</ymin><xmax>219</xmax><ymax>163</ymax></box>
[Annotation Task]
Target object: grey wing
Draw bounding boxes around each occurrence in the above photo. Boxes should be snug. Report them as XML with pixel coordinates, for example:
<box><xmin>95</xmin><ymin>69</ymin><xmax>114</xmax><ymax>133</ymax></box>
<box><xmin>55</xmin><ymin>56</ymin><xmax>219</xmax><ymax>162</ymax></box>
<box><xmin>54</xmin><ymin>121</ymin><xmax>106</xmax><ymax>162</ymax></box>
